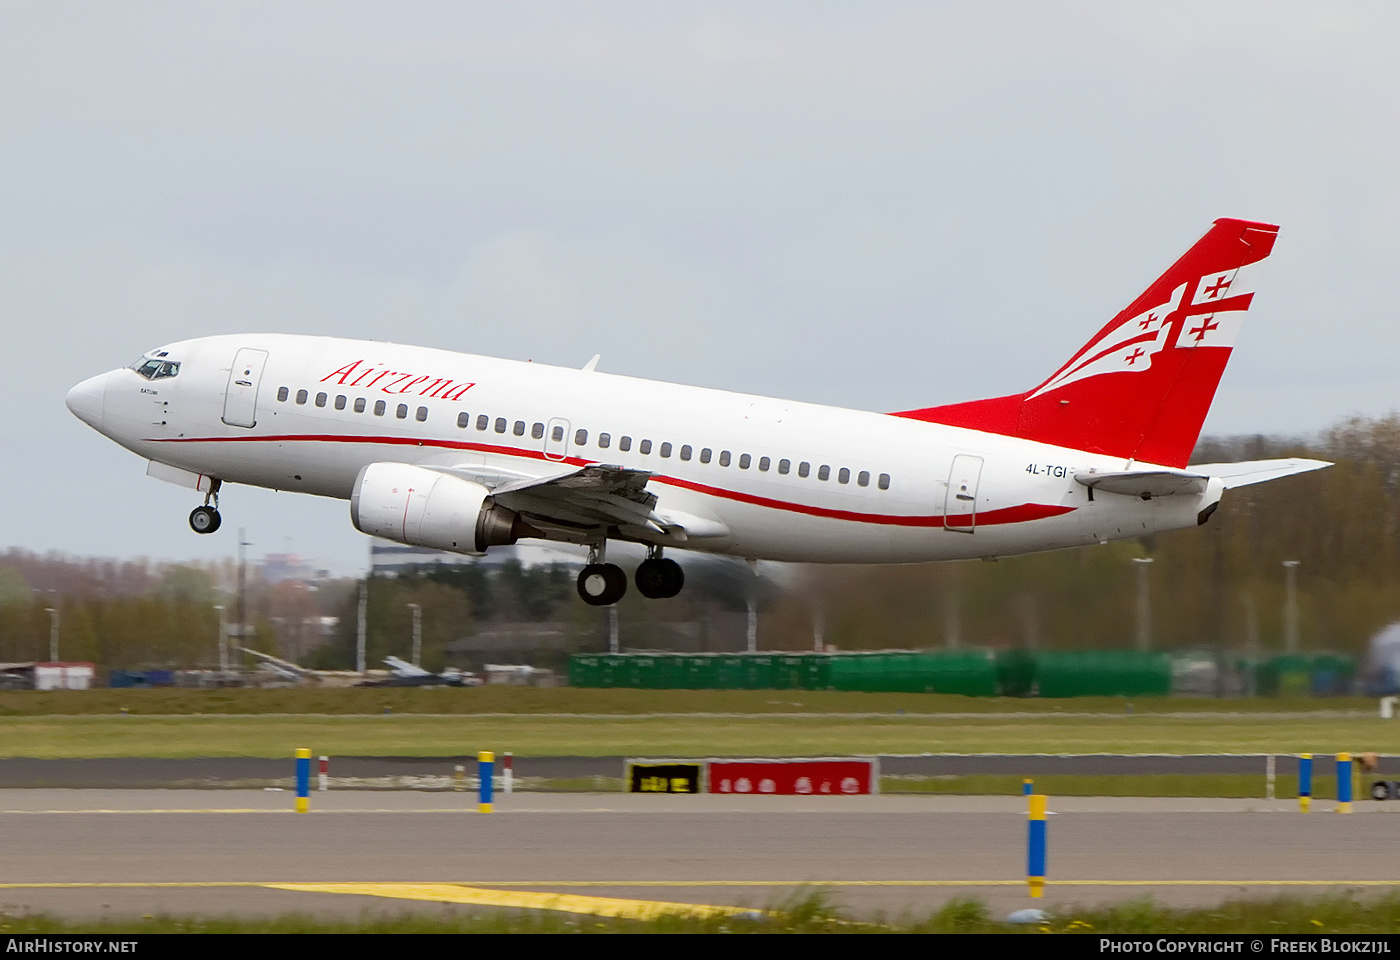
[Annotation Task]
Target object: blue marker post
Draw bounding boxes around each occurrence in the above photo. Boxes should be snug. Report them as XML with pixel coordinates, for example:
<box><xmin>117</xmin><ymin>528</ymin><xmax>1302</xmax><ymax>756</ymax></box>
<box><xmin>1299</xmin><ymin>754</ymin><xmax>1312</xmax><ymax>812</ymax></box>
<box><xmin>478</xmin><ymin>750</ymin><xmax>494</xmax><ymax>813</ymax></box>
<box><xmin>1337</xmin><ymin>752</ymin><xmax>1353</xmax><ymax>813</ymax></box>
<box><xmin>1027</xmin><ymin>794</ymin><xmax>1047</xmax><ymax>899</ymax></box>
<box><xmin>1023</xmin><ymin>778</ymin><xmax>1034</xmax><ymax>797</ymax></box>
<box><xmin>295</xmin><ymin>747</ymin><xmax>311</xmax><ymax>813</ymax></box>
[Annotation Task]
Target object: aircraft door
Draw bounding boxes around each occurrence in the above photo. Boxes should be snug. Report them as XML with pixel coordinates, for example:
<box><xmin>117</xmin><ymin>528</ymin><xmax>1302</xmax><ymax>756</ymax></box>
<box><xmin>944</xmin><ymin>455</ymin><xmax>983</xmax><ymax>533</ymax></box>
<box><xmin>222</xmin><ymin>348</ymin><xmax>269</xmax><ymax>428</ymax></box>
<box><xmin>544</xmin><ymin>418</ymin><xmax>570</xmax><ymax>461</ymax></box>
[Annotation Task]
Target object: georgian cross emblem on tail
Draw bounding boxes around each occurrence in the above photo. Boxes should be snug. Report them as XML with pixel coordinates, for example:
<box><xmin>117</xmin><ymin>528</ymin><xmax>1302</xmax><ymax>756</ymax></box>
<box><xmin>1026</xmin><ymin>261</ymin><xmax>1261</xmax><ymax>402</ymax></box>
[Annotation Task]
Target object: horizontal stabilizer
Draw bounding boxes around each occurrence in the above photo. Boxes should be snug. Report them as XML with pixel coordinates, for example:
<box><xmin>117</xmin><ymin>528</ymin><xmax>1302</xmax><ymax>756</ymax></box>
<box><xmin>1076</xmin><ymin>457</ymin><xmax>1331</xmax><ymax>499</ymax></box>
<box><xmin>1076</xmin><ymin>470</ymin><xmax>1208</xmax><ymax>499</ymax></box>
<box><xmin>1187</xmin><ymin>457</ymin><xmax>1332</xmax><ymax>489</ymax></box>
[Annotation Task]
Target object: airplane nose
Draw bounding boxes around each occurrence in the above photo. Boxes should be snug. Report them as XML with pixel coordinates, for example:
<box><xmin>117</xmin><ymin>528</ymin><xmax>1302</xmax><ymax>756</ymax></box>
<box><xmin>65</xmin><ymin>373</ymin><xmax>107</xmax><ymax>430</ymax></box>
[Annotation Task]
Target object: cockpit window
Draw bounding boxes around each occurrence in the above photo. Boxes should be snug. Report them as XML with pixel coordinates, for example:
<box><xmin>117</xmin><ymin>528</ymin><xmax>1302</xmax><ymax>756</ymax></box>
<box><xmin>132</xmin><ymin>358</ymin><xmax>180</xmax><ymax>381</ymax></box>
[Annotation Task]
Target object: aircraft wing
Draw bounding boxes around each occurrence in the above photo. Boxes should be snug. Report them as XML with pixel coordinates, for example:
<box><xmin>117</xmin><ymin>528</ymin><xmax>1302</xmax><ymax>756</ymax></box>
<box><xmin>384</xmin><ymin>656</ymin><xmax>432</xmax><ymax>678</ymax></box>
<box><xmin>234</xmin><ymin>645</ymin><xmax>312</xmax><ymax>681</ymax></box>
<box><xmin>421</xmin><ymin>459</ymin><xmax>726</xmax><ymax>542</ymax></box>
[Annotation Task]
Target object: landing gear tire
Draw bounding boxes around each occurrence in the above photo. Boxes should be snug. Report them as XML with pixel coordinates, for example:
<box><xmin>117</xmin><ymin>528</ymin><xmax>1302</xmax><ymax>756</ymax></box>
<box><xmin>189</xmin><ymin>506</ymin><xmax>222</xmax><ymax>534</ymax></box>
<box><xmin>635</xmin><ymin>558</ymin><xmax>684</xmax><ymax>599</ymax></box>
<box><xmin>577</xmin><ymin>563</ymin><xmax>627</xmax><ymax>606</ymax></box>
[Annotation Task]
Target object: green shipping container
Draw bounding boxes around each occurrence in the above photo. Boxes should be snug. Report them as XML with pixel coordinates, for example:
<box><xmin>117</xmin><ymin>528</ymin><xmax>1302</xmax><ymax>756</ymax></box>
<box><xmin>1035</xmin><ymin>651</ymin><xmax>1171</xmax><ymax>698</ymax></box>
<box><xmin>569</xmin><ymin>654</ymin><xmax>601</xmax><ymax>688</ymax></box>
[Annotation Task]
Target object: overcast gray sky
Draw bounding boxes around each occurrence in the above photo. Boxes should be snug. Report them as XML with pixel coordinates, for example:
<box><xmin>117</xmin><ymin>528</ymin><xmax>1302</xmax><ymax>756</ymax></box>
<box><xmin>2</xmin><ymin>2</ymin><xmax>1396</xmax><ymax>575</ymax></box>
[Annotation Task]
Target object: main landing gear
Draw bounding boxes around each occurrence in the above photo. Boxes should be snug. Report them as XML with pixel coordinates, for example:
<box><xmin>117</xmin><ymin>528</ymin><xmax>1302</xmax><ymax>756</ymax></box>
<box><xmin>575</xmin><ymin>544</ymin><xmax>685</xmax><ymax>606</ymax></box>
<box><xmin>189</xmin><ymin>480</ymin><xmax>223</xmax><ymax>535</ymax></box>
<box><xmin>635</xmin><ymin>547</ymin><xmax>684</xmax><ymax>600</ymax></box>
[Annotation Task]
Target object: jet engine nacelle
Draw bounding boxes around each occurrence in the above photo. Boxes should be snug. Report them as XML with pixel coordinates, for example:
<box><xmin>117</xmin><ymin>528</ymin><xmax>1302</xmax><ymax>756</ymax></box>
<box><xmin>350</xmin><ymin>462</ymin><xmax>527</xmax><ymax>555</ymax></box>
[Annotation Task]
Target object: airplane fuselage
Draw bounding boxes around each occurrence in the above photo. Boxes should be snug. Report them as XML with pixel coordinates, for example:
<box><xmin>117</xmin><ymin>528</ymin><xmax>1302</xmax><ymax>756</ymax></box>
<box><xmin>70</xmin><ymin>333</ymin><xmax>1217</xmax><ymax>565</ymax></box>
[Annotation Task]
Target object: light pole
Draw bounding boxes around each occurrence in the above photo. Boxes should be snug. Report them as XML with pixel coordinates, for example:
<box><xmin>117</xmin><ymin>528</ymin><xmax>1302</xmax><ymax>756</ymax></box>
<box><xmin>408</xmin><ymin>602</ymin><xmax>422</xmax><ymax>667</ymax></box>
<box><xmin>1282</xmin><ymin>560</ymin><xmax>1300</xmax><ymax>653</ymax></box>
<box><xmin>1133</xmin><ymin>558</ymin><xmax>1154</xmax><ymax>651</ymax></box>
<box><xmin>356</xmin><ymin>581</ymin><xmax>367</xmax><ymax>674</ymax></box>
<box><xmin>44</xmin><ymin>604</ymin><xmax>59</xmax><ymax>662</ymax></box>
<box><xmin>214</xmin><ymin>604</ymin><xmax>227</xmax><ymax>673</ymax></box>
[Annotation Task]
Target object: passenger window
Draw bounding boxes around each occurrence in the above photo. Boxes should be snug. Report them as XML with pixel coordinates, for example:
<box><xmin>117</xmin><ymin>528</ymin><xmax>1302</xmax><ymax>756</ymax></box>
<box><xmin>739</xmin><ymin>454</ymin><xmax>751</xmax><ymax>470</ymax></box>
<box><xmin>719</xmin><ymin>451</ymin><xmax>731</xmax><ymax>467</ymax></box>
<box><xmin>575</xmin><ymin>429</ymin><xmax>588</xmax><ymax>446</ymax></box>
<box><xmin>818</xmin><ymin>465</ymin><xmax>830</xmax><ymax>481</ymax></box>
<box><xmin>551</xmin><ymin>425</ymin><xmax>564</xmax><ymax>442</ymax></box>
<box><xmin>878</xmin><ymin>473</ymin><xmax>891</xmax><ymax>490</ymax></box>
<box><xmin>679</xmin><ymin>444</ymin><xmax>691</xmax><ymax>461</ymax></box>
<box><xmin>778</xmin><ymin>459</ymin><xmax>790</xmax><ymax>475</ymax></box>
<box><xmin>457</xmin><ymin>412</ymin><xmax>471</xmax><ymax>428</ymax></box>
<box><xmin>315</xmin><ymin>392</ymin><xmax>327</xmax><ymax>408</ymax></box>
<box><xmin>532</xmin><ymin>422</ymin><xmax>544</xmax><ymax>440</ymax></box>
<box><xmin>838</xmin><ymin>467</ymin><xmax>850</xmax><ymax>484</ymax></box>
<box><xmin>277</xmin><ymin>387</ymin><xmax>289</xmax><ymax>402</ymax></box>
<box><xmin>417</xmin><ymin>407</ymin><xmax>429</xmax><ymax>422</ymax></box>
<box><xmin>295</xmin><ymin>389</ymin><xmax>308</xmax><ymax>405</ymax></box>
<box><xmin>858</xmin><ymin>470</ymin><xmax>870</xmax><ymax>487</ymax></box>
<box><xmin>700</xmin><ymin>448</ymin><xmax>712</xmax><ymax>464</ymax></box>
<box><xmin>640</xmin><ymin>439</ymin><xmax>652</xmax><ymax>455</ymax></box>
<box><xmin>513</xmin><ymin>420</ymin><xmax>525</xmax><ymax>436</ymax></box>
<box><xmin>396</xmin><ymin>404</ymin><xmax>408</xmax><ymax>419</ymax></box>
<box><xmin>798</xmin><ymin>462</ymin><xmax>810</xmax><ymax>478</ymax></box>
<box><xmin>477</xmin><ymin>415</ymin><xmax>489</xmax><ymax>431</ymax></box>
<box><xmin>374</xmin><ymin>400</ymin><xmax>386</xmax><ymax>416</ymax></box>
<box><xmin>660</xmin><ymin>442</ymin><xmax>672</xmax><ymax>458</ymax></box>
<box><xmin>335</xmin><ymin>395</ymin><xmax>347</xmax><ymax>411</ymax></box>
<box><xmin>619</xmin><ymin>436</ymin><xmax>632</xmax><ymax>452</ymax></box>
<box><xmin>354</xmin><ymin>398</ymin><xmax>366</xmax><ymax>414</ymax></box>
<box><xmin>599</xmin><ymin>433</ymin><xmax>611</xmax><ymax>449</ymax></box>
<box><xmin>495</xmin><ymin>418</ymin><xmax>507</xmax><ymax>433</ymax></box>
<box><xmin>759</xmin><ymin>456</ymin><xmax>770</xmax><ymax>472</ymax></box>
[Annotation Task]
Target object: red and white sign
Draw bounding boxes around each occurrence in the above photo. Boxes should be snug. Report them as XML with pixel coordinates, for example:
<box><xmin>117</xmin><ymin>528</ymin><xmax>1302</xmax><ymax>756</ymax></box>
<box><xmin>708</xmin><ymin>758</ymin><xmax>879</xmax><ymax>796</ymax></box>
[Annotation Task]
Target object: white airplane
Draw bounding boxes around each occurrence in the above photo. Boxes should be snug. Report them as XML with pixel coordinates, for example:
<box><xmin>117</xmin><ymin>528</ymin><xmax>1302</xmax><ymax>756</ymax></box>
<box><xmin>67</xmin><ymin>218</ymin><xmax>1328</xmax><ymax>606</ymax></box>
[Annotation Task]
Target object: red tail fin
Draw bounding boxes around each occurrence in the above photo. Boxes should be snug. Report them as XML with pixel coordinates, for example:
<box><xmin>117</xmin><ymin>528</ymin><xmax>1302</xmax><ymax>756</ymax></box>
<box><xmin>894</xmin><ymin>218</ymin><xmax>1279</xmax><ymax>468</ymax></box>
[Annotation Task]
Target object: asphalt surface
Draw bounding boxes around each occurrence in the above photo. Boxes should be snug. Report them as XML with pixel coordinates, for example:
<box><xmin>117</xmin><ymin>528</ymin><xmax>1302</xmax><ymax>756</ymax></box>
<box><xmin>1</xmin><ymin>753</ymin><xmax>1389</xmax><ymax>787</ymax></box>
<box><xmin>1</xmin><ymin>790</ymin><xmax>1398</xmax><ymax>920</ymax></box>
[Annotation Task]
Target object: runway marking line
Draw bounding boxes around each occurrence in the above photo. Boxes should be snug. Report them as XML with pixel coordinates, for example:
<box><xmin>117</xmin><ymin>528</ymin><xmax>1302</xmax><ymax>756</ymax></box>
<box><xmin>3</xmin><ymin>880</ymin><xmax>1400</xmax><ymax>917</ymax></box>
<box><xmin>263</xmin><ymin>883</ymin><xmax>755</xmax><ymax>919</ymax></box>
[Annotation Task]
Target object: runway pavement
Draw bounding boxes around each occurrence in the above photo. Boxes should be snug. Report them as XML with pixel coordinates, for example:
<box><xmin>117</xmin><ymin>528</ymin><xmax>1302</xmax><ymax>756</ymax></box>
<box><xmin>0</xmin><ymin>790</ymin><xmax>1398</xmax><ymax>920</ymax></box>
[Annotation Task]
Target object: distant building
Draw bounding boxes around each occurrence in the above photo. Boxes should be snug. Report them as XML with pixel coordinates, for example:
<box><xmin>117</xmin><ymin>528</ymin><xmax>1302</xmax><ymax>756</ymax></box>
<box><xmin>262</xmin><ymin>553</ymin><xmax>330</xmax><ymax>584</ymax></box>
<box><xmin>369</xmin><ymin>539</ymin><xmax>588</xmax><ymax>576</ymax></box>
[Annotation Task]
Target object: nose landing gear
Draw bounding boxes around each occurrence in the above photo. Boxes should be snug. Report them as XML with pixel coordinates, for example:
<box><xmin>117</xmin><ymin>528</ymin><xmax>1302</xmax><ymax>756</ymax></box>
<box><xmin>189</xmin><ymin>480</ymin><xmax>223</xmax><ymax>534</ymax></box>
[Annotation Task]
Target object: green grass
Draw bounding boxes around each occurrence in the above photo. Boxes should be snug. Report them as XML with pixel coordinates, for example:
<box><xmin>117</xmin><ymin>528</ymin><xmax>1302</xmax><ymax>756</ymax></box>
<box><xmin>0</xmin><ymin>710</ymin><xmax>1393</xmax><ymax>758</ymax></box>
<box><xmin>5</xmin><ymin>891</ymin><xmax>1400</xmax><ymax>933</ymax></box>
<box><xmin>0</xmin><ymin>687</ymin><xmax>1378</xmax><ymax>716</ymax></box>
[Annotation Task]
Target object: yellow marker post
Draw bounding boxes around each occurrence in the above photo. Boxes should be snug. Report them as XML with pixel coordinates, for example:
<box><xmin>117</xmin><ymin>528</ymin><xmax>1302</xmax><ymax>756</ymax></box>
<box><xmin>1027</xmin><ymin>794</ymin><xmax>1047</xmax><ymax>899</ymax></box>
<box><xmin>294</xmin><ymin>748</ymin><xmax>311</xmax><ymax>814</ymax></box>
<box><xmin>1337</xmin><ymin>752</ymin><xmax>1353</xmax><ymax>813</ymax></box>
<box><xmin>478</xmin><ymin>751</ymin><xmax>495</xmax><ymax>813</ymax></box>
